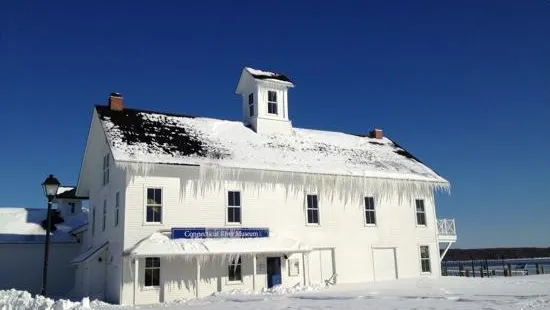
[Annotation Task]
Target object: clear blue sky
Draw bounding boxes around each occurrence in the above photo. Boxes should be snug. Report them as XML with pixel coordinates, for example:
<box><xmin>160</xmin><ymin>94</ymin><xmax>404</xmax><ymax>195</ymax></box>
<box><xmin>1</xmin><ymin>1</ymin><xmax>549</xmax><ymax>248</ymax></box>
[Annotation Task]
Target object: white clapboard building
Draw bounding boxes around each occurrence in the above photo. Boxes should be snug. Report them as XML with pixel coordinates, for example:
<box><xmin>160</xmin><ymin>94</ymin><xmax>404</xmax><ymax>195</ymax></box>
<box><xmin>72</xmin><ymin>67</ymin><xmax>457</xmax><ymax>305</ymax></box>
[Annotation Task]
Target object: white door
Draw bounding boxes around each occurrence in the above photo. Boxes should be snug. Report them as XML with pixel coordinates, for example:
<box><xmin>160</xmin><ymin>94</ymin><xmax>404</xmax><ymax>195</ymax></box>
<box><xmin>372</xmin><ymin>248</ymin><xmax>397</xmax><ymax>281</ymax></box>
<box><xmin>308</xmin><ymin>251</ymin><xmax>322</xmax><ymax>284</ymax></box>
<box><xmin>308</xmin><ymin>250</ymin><xmax>334</xmax><ymax>284</ymax></box>
<box><xmin>320</xmin><ymin>250</ymin><xmax>334</xmax><ymax>282</ymax></box>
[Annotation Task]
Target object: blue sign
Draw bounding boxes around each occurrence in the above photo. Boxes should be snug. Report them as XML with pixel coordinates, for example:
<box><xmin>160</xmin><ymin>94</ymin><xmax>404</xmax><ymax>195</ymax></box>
<box><xmin>171</xmin><ymin>227</ymin><xmax>270</xmax><ymax>239</ymax></box>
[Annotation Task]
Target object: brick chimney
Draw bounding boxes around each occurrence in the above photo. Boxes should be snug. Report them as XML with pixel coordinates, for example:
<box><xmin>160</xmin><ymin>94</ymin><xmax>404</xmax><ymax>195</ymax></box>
<box><xmin>370</xmin><ymin>128</ymin><xmax>383</xmax><ymax>139</ymax></box>
<box><xmin>108</xmin><ymin>93</ymin><xmax>124</xmax><ymax>111</ymax></box>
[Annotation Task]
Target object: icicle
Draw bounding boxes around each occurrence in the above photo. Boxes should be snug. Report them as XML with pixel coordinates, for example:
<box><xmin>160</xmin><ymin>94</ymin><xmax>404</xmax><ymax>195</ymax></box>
<box><xmin>195</xmin><ymin>165</ymin><xmax>450</xmax><ymax>205</ymax></box>
<box><xmin>117</xmin><ymin>160</ymin><xmax>450</xmax><ymax>206</ymax></box>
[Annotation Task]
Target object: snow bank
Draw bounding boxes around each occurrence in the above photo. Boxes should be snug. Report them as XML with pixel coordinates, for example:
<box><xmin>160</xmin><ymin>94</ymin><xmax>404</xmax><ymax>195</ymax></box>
<box><xmin>213</xmin><ymin>283</ymin><xmax>323</xmax><ymax>296</ymax></box>
<box><xmin>0</xmin><ymin>290</ymin><xmax>105</xmax><ymax>310</ymax></box>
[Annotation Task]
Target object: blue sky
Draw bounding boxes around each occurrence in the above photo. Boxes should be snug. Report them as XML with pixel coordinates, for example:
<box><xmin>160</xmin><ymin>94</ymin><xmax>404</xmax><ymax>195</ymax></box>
<box><xmin>1</xmin><ymin>1</ymin><xmax>549</xmax><ymax>248</ymax></box>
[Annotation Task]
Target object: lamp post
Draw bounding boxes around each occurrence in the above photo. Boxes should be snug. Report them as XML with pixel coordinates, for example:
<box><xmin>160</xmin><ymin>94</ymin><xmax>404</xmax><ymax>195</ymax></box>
<box><xmin>40</xmin><ymin>174</ymin><xmax>60</xmax><ymax>296</ymax></box>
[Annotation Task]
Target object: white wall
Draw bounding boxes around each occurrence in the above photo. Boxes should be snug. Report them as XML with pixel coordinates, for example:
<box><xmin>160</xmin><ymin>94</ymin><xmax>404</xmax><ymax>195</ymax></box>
<box><xmin>55</xmin><ymin>199</ymin><xmax>84</xmax><ymax>219</ymax></box>
<box><xmin>0</xmin><ymin>243</ymin><xmax>79</xmax><ymax>297</ymax></box>
<box><xmin>74</xmin><ymin>110</ymin><xmax>127</xmax><ymax>304</ymax></box>
<box><xmin>124</xmin><ymin>253</ymin><xmax>307</xmax><ymax>305</ymax></box>
<box><xmin>119</xmin><ymin>164</ymin><xmax>441</xmax><ymax>305</ymax></box>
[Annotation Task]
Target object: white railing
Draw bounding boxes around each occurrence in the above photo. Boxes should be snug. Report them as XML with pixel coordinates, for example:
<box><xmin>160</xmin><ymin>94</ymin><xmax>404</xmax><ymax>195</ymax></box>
<box><xmin>437</xmin><ymin>219</ymin><xmax>456</xmax><ymax>236</ymax></box>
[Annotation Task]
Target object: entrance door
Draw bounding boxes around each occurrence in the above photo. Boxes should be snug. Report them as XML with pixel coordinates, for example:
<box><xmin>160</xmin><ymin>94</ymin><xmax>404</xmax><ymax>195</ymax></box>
<box><xmin>266</xmin><ymin>257</ymin><xmax>281</xmax><ymax>288</ymax></box>
<box><xmin>372</xmin><ymin>248</ymin><xmax>397</xmax><ymax>281</ymax></box>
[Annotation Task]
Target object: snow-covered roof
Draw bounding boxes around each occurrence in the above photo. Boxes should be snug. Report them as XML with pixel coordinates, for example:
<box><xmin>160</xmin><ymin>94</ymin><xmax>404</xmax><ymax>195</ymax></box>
<box><xmin>96</xmin><ymin>106</ymin><xmax>448</xmax><ymax>185</ymax></box>
<box><xmin>124</xmin><ymin>233</ymin><xmax>311</xmax><ymax>257</ymax></box>
<box><xmin>244</xmin><ymin>67</ymin><xmax>294</xmax><ymax>86</ymax></box>
<box><xmin>55</xmin><ymin>186</ymin><xmax>88</xmax><ymax>200</ymax></box>
<box><xmin>71</xmin><ymin>241</ymin><xmax>108</xmax><ymax>264</ymax></box>
<box><xmin>0</xmin><ymin>207</ymin><xmax>86</xmax><ymax>243</ymax></box>
<box><xmin>57</xmin><ymin>186</ymin><xmax>74</xmax><ymax>195</ymax></box>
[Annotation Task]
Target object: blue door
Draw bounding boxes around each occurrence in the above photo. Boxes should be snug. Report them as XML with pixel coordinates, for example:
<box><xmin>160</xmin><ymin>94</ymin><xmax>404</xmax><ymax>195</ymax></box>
<box><xmin>266</xmin><ymin>257</ymin><xmax>281</xmax><ymax>288</ymax></box>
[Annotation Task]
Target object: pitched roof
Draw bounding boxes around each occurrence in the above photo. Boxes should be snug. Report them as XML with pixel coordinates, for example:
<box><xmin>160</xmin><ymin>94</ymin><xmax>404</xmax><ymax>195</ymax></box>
<box><xmin>0</xmin><ymin>208</ymin><xmax>87</xmax><ymax>244</ymax></box>
<box><xmin>56</xmin><ymin>186</ymin><xmax>89</xmax><ymax>200</ymax></box>
<box><xmin>245</xmin><ymin>67</ymin><xmax>294</xmax><ymax>84</ymax></box>
<box><xmin>96</xmin><ymin>106</ymin><xmax>448</xmax><ymax>184</ymax></box>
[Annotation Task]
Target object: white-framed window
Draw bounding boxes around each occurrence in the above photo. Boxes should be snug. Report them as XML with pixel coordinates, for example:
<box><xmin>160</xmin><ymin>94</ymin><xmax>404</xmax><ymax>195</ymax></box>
<box><xmin>144</xmin><ymin>257</ymin><xmax>160</xmax><ymax>287</ymax></box>
<box><xmin>227</xmin><ymin>191</ymin><xmax>241</xmax><ymax>224</ymax></box>
<box><xmin>146</xmin><ymin>188</ymin><xmax>162</xmax><ymax>223</ymax></box>
<box><xmin>267</xmin><ymin>90</ymin><xmax>278</xmax><ymax>115</ymax></box>
<box><xmin>306</xmin><ymin>194</ymin><xmax>319</xmax><ymax>225</ymax></box>
<box><xmin>248</xmin><ymin>93</ymin><xmax>254</xmax><ymax>117</ymax></box>
<box><xmin>415</xmin><ymin>199</ymin><xmax>427</xmax><ymax>226</ymax></box>
<box><xmin>420</xmin><ymin>245</ymin><xmax>431</xmax><ymax>273</ymax></box>
<box><xmin>69</xmin><ymin>202</ymin><xmax>75</xmax><ymax>214</ymax></box>
<box><xmin>228</xmin><ymin>257</ymin><xmax>242</xmax><ymax>282</ymax></box>
<box><xmin>288</xmin><ymin>259</ymin><xmax>300</xmax><ymax>276</ymax></box>
<box><xmin>102</xmin><ymin>200</ymin><xmax>106</xmax><ymax>231</ymax></box>
<box><xmin>102</xmin><ymin>154</ymin><xmax>110</xmax><ymax>185</ymax></box>
<box><xmin>115</xmin><ymin>192</ymin><xmax>120</xmax><ymax>227</ymax></box>
<box><xmin>91</xmin><ymin>206</ymin><xmax>96</xmax><ymax>236</ymax></box>
<box><xmin>364</xmin><ymin>197</ymin><xmax>376</xmax><ymax>225</ymax></box>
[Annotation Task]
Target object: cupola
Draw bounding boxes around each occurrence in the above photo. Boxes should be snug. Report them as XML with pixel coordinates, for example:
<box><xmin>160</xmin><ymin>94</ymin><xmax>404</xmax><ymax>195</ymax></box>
<box><xmin>235</xmin><ymin>67</ymin><xmax>294</xmax><ymax>135</ymax></box>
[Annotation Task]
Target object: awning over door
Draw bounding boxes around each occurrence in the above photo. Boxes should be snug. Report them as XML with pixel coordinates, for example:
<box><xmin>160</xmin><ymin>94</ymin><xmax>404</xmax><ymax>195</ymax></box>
<box><xmin>71</xmin><ymin>241</ymin><xmax>108</xmax><ymax>264</ymax></box>
<box><xmin>123</xmin><ymin>233</ymin><xmax>311</xmax><ymax>257</ymax></box>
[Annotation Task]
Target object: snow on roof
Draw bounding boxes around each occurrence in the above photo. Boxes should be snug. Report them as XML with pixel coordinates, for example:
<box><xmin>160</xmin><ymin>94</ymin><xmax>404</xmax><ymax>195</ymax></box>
<box><xmin>96</xmin><ymin>106</ymin><xmax>448</xmax><ymax>185</ymax></box>
<box><xmin>57</xmin><ymin>186</ymin><xmax>74</xmax><ymax>195</ymax></box>
<box><xmin>0</xmin><ymin>207</ymin><xmax>86</xmax><ymax>243</ymax></box>
<box><xmin>55</xmin><ymin>186</ymin><xmax>88</xmax><ymax>200</ymax></box>
<box><xmin>245</xmin><ymin>67</ymin><xmax>294</xmax><ymax>85</ymax></box>
<box><xmin>71</xmin><ymin>241</ymin><xmax>108</xmax><ymax>264</ymax></box>
<box><xmin>124</xmin><ymin>233</ymin><xmax>311</xmax><ymax>258</ymax></box>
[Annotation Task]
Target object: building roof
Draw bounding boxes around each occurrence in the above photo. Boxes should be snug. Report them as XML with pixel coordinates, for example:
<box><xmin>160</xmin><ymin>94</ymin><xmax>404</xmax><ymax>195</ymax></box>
<box><xmin>96</xmin><ymin>106</ymin><xmax>448</xmax><ymax>185</ymax></box>
<box><xmin>0</xmin><ymin>207</ymin><xmax>87</xmax><ymax>244</ymax></box>
<box><xmin>55</xmin><ymin>186</ymin><xmax>89</xmax><ymax>200</ymax></box>
<box><xmin>244</xmin><ymin>67</ymin><xmax>294</xmax><ymax>84</ymax></box>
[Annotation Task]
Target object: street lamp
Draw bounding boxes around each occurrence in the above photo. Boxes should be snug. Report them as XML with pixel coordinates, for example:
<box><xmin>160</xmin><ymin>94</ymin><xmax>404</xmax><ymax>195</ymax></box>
<box><xmin>40</xmin><ymin>174</ymin><xmax>60</xmax><ymax>296</ymax></box>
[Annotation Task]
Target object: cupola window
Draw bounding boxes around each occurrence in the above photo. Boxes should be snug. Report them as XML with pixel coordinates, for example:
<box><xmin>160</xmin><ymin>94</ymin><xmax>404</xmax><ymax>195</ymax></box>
<box><xmin>267</xmin><ymin>91</ymin><xmax>278</xmax><ymax>115</ymax></box>
<box><xmin>248</xmin><ymin>93</ymin><xmax>254</xmax><ymax>117</ymax></box>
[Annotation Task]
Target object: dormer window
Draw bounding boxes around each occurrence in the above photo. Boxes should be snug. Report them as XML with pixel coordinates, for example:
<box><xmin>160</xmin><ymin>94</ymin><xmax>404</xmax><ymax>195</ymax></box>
<box><xmin>248</xmin><ymin>93</ymin><xmax>254</xmax><ymax>117</ymax></box>
<box><xmin>267</xmin><ymin>91</ymin><xmax>278</xmax><ymax>115</ymax></box>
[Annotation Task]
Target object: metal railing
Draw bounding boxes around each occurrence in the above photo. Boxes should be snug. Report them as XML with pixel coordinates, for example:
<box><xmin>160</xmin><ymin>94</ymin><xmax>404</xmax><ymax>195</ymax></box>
<box><xmin>437</xmin><ymin>218</ymin><xmax>456</xmax><ymax>236</ymax></box>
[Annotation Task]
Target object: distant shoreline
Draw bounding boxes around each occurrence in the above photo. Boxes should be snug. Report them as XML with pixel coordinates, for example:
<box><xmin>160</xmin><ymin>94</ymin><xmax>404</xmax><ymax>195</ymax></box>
<box><xmin>442</xmin><ymin>247</ymin><xmax>550</xmax><ymax>261</ymax></box>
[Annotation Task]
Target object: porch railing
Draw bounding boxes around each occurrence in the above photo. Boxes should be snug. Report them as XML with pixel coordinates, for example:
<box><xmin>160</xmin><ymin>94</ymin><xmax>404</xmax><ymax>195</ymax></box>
<box><xmin>437</xmin><ymin>218</ymin><xmax>456</xmax><ymax>236</ymax></box>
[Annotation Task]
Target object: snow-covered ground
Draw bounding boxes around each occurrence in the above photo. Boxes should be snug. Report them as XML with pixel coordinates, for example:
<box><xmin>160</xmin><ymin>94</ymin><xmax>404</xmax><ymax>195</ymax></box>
<box><xmin>2</xmin><ymin>275</ymin><xmax>550</xmax><ymax>310</ymax></box>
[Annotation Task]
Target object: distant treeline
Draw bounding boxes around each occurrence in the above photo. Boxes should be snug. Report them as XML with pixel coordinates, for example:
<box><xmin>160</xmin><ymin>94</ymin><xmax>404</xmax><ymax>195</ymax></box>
<box><xmin>443</xmin><ymin>247</ymin><xmax>550</xmax><ymax>261</ymax></box>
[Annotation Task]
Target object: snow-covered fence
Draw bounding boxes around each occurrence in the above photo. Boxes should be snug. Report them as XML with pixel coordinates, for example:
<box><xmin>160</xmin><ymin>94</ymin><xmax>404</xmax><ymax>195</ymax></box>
<box><xmin>437</xmin><ymin>219</ymin><xmax>456</xmax><ymax>236</ymax></box>
<box><xmin>442</xmin><ymin>258</ymin><xmax>550</xmax><ymax>278</ymax></box>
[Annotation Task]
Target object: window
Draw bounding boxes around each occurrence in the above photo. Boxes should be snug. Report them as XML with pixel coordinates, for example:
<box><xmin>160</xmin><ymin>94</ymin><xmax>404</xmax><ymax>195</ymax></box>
<box><xmin>102</xmin><ymin>154</ymin><xmax>110</xmax><ymax>185</ymax></box>
<box><xmin>115</xmin><ymin>192</ymin><xmax>120</xmax><ymax>227</ymax></box>
<box><xmin>146</xmin><ymin>188</ymin><xmax>162</xmax><ymax>223</ymax></box>
<box><xmin>227</xmin><ymin>191</ymin><xmax>241</xmax><ymax>224</ymax></box>
<box><xmin>91</xmin><ymin>207</ymin><xmax>96</xmax><ymax>236</ymax></box>
<box><xmin>364</xmin><ymin>197</ymin><xmax>376</xmax><ymax>225</ymax></box>
<box><xmin>267</xmin><ymin>90</ymin><xmax>278</xmax><ymax>115</ymax></box>
<box><xmin>420</xmin><ymin>246</ymin><xmax>431</xmax><ymax>273</ymax></box>
<box><xmin>144</xmin><ymin>257</ymin><xmax>160</xmax><ymax>287</ymax></box>
<box><xmin>248</xmin><ymin>93</ymin><xmax>254</xmax><ymax>117</ymax></box>
<box><xmin>228</xmin><ymin>258</ymin><xmax>242</xmax><ymax>282</ymax></box>
<box><xmin>69</xmin><ymin>202</ymin><xmax>75</xmax><ymax>214</ymax></box>
<box><xmin>306</xmin><ymin>194</ymin><xmax>319</xmax><ymax>224</ymax></box>
<box><xmin>415</xmin><ymin>199</ymin><xmax>427</xmax><ymax>226</ymax></box>
<box><xmin>102</xmin><ymin>200</ymin><xmax>106</xmax><ymax>231</ymax></box>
